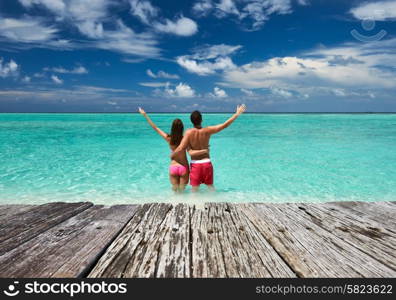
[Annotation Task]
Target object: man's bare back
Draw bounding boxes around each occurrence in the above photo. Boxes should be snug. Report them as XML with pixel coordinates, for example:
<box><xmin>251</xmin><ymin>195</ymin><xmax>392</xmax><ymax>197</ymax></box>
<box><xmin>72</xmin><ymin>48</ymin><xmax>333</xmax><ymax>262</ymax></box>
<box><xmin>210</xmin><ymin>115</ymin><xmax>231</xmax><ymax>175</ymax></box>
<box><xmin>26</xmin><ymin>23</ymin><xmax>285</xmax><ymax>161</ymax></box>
<box><xmin>185</xmin><ymin>127</ymin><xmax>211</xmax><ymax>160</ymax></box>
<box><xmin>173</xmin><ymin>105</ymin><xmax>246</xmax><ymax>159</ymax></box>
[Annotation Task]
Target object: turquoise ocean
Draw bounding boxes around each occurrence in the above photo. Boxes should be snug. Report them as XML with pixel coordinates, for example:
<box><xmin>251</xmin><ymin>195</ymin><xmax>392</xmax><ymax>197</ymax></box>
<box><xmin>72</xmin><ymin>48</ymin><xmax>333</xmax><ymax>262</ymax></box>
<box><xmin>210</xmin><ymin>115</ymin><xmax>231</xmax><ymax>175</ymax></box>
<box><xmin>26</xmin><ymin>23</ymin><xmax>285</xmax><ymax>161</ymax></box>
<box><xmin>0</xmin><ymin>113</ymin><xmax>395</xmax><ymax>205</ymax></box>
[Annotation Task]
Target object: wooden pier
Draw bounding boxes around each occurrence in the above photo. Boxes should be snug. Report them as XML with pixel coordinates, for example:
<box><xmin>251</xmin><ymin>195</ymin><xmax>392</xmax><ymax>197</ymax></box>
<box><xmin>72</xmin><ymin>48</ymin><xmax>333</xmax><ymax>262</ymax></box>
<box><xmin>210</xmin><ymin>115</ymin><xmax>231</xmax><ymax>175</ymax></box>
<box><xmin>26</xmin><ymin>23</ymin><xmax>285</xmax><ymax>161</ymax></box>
<box><xmin>0</xmin><ymin>201</ymin><xmax>395</xmax><ymax>278</ymax></box>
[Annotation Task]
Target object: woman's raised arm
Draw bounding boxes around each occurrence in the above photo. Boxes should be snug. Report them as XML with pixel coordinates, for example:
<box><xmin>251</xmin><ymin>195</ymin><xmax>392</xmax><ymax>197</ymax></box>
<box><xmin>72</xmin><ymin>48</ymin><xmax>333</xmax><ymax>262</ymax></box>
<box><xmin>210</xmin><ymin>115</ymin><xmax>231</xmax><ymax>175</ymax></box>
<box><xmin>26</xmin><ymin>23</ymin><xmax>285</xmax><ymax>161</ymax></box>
<box><xmin>188</xmin><ymin>148</ymin><xmax>209</xmax><ymax>156</ymax></box>
<box><xmin>138</xmin><ymin>107</ymin><xmax>169</xmax><ymax>141</ymax></box>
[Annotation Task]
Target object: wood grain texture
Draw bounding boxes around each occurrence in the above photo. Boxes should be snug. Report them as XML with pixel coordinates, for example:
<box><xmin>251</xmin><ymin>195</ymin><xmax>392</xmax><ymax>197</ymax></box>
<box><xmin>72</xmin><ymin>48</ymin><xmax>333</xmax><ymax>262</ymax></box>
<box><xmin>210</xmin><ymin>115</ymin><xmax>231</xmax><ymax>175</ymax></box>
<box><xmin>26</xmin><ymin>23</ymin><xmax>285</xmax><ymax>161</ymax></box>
<box><xmin>0</xmin><ymin>201</ymin><xmax>395</xmax><ymax>278</ymax></box>
<box><xmin>190</xmin><ymin>203</ymin><xmax>296</xmax><ymax>278</ymax></box>
<box><xmin>0</xmin><ymin>205</ymin><xmax>34</xmax><ymax>222</ymax></box>
<box><xmin>327</xmin><ymin>201</ymin><xmax>396</xmax><ymax>228</ymax></box>
<box><xmin>0</xmin><ymin>202</ymin><xmax>93</xmax><ymax>255</ymax></box>
<box><xmin>0</xmin><ymin>205</ymin><xmax>137</xmax><ymax>278</ymax></box>
<box><xmin>88</xmin><ymin>203</ymin><xmax>190</xmax><ymax>278</ymax></box>
<box><xmin>295</xmin><ymin>203</ymin><xmax>396</xmax><ymax>270</ymax></box>
<box><xmin>243</xmin><ymin>203</ymin><xmax>396</xmax><ymax>278</ymax></box>
<box><xmin>89</xmin><ymin>203</ymin><xmax>296</xmax><ymax>278</ymax></box>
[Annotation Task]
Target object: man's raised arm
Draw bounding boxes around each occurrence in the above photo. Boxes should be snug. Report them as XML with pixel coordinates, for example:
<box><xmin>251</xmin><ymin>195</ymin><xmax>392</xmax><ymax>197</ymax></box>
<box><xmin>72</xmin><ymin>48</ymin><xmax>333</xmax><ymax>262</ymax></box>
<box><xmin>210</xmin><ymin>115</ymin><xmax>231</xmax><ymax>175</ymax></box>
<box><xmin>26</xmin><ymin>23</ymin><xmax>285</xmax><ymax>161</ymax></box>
<box><xmin>206</xmin><ymin>104</ymin><xmax>246</xmax><ymax>134</ymax></box>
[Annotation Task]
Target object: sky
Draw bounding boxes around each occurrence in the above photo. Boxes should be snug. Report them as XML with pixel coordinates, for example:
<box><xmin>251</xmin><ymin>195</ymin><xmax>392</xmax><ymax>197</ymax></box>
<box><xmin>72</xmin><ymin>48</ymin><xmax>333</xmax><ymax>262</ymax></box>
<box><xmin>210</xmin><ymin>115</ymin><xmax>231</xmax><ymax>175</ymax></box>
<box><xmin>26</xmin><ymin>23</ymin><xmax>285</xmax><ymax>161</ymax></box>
<box><xmin>0</xmin><ymin>0</ymin><xmax>395</xmax><ymax>112</ymax></box>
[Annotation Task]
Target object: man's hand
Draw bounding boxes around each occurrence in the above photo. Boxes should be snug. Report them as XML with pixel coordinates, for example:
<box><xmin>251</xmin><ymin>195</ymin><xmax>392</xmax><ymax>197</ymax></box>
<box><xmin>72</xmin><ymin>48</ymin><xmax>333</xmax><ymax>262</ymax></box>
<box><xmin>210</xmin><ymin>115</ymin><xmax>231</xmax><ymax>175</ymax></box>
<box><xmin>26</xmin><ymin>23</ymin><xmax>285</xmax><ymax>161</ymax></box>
<box><xmin>138</xmin><ymin>107</ymin><xmax>146</xmax><ymax>116</ymax></box>
<box><xmin>236</xmin><ymin>104</ymin><xmax>246</xmax><ymax>115</ymax></box>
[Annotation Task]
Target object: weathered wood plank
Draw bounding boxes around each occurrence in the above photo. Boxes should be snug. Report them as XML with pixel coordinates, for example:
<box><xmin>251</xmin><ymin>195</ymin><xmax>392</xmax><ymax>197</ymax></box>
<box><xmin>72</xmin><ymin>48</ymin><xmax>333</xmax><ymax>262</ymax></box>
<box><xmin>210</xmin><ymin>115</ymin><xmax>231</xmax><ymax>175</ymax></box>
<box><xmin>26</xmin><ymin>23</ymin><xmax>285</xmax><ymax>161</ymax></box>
<box><xmin>225</xmin><ymin>203</ymin><xmax>297</xmax><ymax>278</ymax></box>
<box><xmin>190</xmin><ymin>204</ymin><xmax>209</xmax><ymax>277</ymax></box>
<box><xmin>154</xmin><ymin>203</ymin><xmax>191</xmax><ymax>278</ymax></box>
<box><xmin>0</xmin><ymin>202</ymin><xmax>93</xmax><ymax>255</ymax></box>
<box><xmin>0</xmin><ymin>205</ymin><xmax>34</xmax><ymax>221</ymax></box>
<box><xmin>296</xmin><ymin>203</ymin><xmax>396</xmax><ymax>270</ymax></box>
<box><xmin>88</xmin><ymin>203</ymin><xmax>174</xmax><ymax>278</ymax></box>
<box><xmin>191</xmin><ymin>203</ymin><xmax>296</xmax><ymax>278</ymax></box>
<box><xmin>0</xmin><ymin>205</ymin><xmax>137</xmax><ymax>278</ymax></box>
<box><xmin>1</xmin><ymin>201</ymin><xmax>394</xmax><ymax>278</ymax></box>
<box><xmin>204</xmin><ymin>203</ymin><xmax>228</xmax><ymax>277</ymax></box>
<box><xmin>242</xmin><ymin>203</ymin><xmax>396</xmax><ymax>277</ymax></box>
<box><xmin>327</xmin><ymin>201</ymin><xmax>396</xmax><ymax>228</ymax></box>
<box><xmin>90</xmin><ymin>203</ymin><xmax>296</xmax><ymax>278</ymax></box>
<box><xmin>91</xmin><ymin>203</ymin><xmax>191</xmax><ymax>278</ymax></box>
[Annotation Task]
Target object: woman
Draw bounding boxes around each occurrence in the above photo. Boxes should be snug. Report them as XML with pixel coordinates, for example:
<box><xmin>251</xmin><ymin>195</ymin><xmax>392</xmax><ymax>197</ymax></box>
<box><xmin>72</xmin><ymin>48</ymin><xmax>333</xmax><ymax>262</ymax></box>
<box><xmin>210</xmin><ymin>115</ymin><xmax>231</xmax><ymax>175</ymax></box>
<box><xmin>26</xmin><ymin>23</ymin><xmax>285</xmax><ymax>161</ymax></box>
<box><xmin>138</xmin><ymin>107</ymin><xmax>207</xmax><ymax>192</ymax></box>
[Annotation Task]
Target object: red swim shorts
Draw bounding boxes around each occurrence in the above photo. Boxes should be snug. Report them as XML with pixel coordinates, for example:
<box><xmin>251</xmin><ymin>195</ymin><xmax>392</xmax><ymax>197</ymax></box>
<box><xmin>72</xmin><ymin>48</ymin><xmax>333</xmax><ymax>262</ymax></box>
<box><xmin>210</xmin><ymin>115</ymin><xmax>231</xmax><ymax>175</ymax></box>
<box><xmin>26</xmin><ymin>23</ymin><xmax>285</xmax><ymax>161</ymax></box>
<box><xmin>190</xmin><ymin>160</ymin><xmax>213</xmax><ymax>186</ymax></box>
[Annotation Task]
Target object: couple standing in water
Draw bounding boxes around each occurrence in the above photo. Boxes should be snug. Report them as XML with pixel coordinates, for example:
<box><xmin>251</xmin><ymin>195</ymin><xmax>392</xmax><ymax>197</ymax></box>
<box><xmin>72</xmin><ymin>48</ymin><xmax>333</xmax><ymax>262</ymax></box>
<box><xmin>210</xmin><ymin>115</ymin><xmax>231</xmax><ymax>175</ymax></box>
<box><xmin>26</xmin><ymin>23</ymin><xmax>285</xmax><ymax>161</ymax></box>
<box><xmin>138</xmin><ymin>105</ymin><xmax>246</xmax><ymax>192</ymax></box>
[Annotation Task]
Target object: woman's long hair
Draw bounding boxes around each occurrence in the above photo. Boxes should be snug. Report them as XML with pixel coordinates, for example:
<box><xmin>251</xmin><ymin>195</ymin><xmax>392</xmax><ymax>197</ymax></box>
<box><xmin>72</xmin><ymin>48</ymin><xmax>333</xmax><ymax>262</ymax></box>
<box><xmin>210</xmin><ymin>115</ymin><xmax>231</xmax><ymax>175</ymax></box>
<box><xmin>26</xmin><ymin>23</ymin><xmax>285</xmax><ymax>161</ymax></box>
<box><xmin>169</xmin><ymin>118</ymin><xmax>184</xmax><ymax>146</ymax></box>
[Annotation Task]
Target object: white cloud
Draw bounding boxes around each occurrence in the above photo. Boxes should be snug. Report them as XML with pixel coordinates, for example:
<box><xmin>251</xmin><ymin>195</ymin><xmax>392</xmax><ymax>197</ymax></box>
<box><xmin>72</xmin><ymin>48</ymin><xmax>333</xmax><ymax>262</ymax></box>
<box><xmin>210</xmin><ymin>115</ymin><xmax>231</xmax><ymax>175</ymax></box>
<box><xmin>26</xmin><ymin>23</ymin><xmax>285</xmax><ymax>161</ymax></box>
<box><xmin>192</xmin><ymin>0</ymin><xmax>307</xmax><ymax>30</ymax></box>
<box><xmin>216</xmin><ymin>0</ymin><xmax>240</xmax><ymax>17</ymax></box>
<box><xmin>0</xmin><ymin>16</ymin><xmax>58</xmax><ymax>43</ymax></box>
<box><xmin>146</xmin><ymin>69</ymin><xmax>156</xmax><ymax>78</ymax></box>
<box><xmin>176</xmin><ymin>44</ymin><xmax>241</xmax><ymax>75</ymax></box>
<box><xmin>95</xmin><ymin>20</ymin><xmax>160</xmax><ymax>57</ymax></box>
<box><xmin>146</xmin><ymin>69</ymin><xmax>179</xmax><ymax>79</ymax></box>
<box><xmin>271</xmin><ymin>87</ymin><xmax>292</xmax><ymax>98</ymax></box>
<box><xmin>121</xmin><ymin>57</ymin><xmax>146</xmax><ymax>64</ymax></box>
<box><xmin>77</xmin><ymin>85</ymin><xmax>133</xmax><ymax>94</ymax></box>
<box><xmin>77</xmin><ymin>21</ymin><xmax>104</xmax><ymax>39</ymax></box>
<box><xmin>8</xmin><ymin>1</ymin><xmax>197</xmax><ymax>57</ymax></box>
<box><xmin>129</xmin><ymin>0</ymin><xmax>198</xmax><ymax>36</ymax></box>
<box><xmin>220</xmin><ymin>38</ymin><xmax>396</xmax><ymax>98</ymax></box>
<box><xmin>222</xmin><ymin>51</ymin><xmax>395</xmax><ymax>89</ymax></box>
<box><xmin>240</xmin><ymin>88</ymin><xmax>255</xmax><ymax>96</ymax></box>
<box><xmin>241</xmin><ymin>0</ymin><xmax>292</xmax><ymax>30</ymax></box>
<box><xmin>22</xmin><ymin>76</ymin><xmax>31</xmax><ymax>83</ymax></box>
<box><xmin>15</xmin><ymin>0</ymin><xmax>161</xmax><ymax>57</ymax></box>
<box><xmin>297</xmin><ymin>0</ymin><xmax>309</xmax><ymax>5</ymax></box>
<box><xmin>19</xmin><ymin>0</ymin><xmax>66</xmax><ymax>14</ymax></box>
<box><xmin>210</xmin><ymin>86</ymin><xmax>228</xmax><ymax>98</ymax></box>
<box><xmin>45</xmin><ymin>66</ymin><xmax>88</xmax><ymax>74</ymax></box>
<box><xmin>165</xmin><ymin>82</ymin><xmax>196</xmax><ymax>97</ymax></box>
<box><xmin>333</xmin><ymin>89</ymin><xmax>347</xmax><ymax>97</ymax></box>
<box><xmin>192</xmin><ymin>0</ymin><xmax>213</xmax><ymax>16</ymax></box>
<box><xmin>19</xmin><ymin>0</ymin><xmax>110</xmax><ymax>38</ymax></box>
<box><xmin>0</xmin><ymin>85</ymin><xmax>139</xmax><ymax>105</ymax></box>
<box><xmin>129</xmin><ymin>0</ymin><xmax>159</xmax><ymax>24</ymax></box>
<box><xmin>68</xmin><ymin>1</ymin><xmax>107</xmax><ymax>37</ymax></box>
<box><xmin>10</xmin><ymin>0</ymin><xmax>197</xmax><ymax>57</ymax></box>
<box><xmin>51</xmin><ymin>74</ymin><xmax>63</xmax><ymax>84</ymax></box>
<box><xmin>0</xmin><ymin>58</ymin><xmax>19</xmax><ymax>78</ymax></box>
<box><xmin>351</xmin><ymin>1</ymin><xmax>396</xmax><ymax>21</ymax></box>
<box><xmin>177</xmin><ymin>56</ymin><xmax>236</xmax><ymax>75</ymax></box>
<box><xmin>154</xmin><ymin>17</ymin><xmax>198</xmax><ymax>36</ymax></box>
<box><xmin>33</xmin><ymin>72</ymin><xmax>45</xmax><ymax>78</ymax></box>
<box><xmin>190</xmin><ymin>44</ymin><xmax>242</xmax><ymax>60</ymax></box>
<box><xmin>139</xmin><ymin>82</ymin><xmax>169</xmax><ymax>87</ymax></box>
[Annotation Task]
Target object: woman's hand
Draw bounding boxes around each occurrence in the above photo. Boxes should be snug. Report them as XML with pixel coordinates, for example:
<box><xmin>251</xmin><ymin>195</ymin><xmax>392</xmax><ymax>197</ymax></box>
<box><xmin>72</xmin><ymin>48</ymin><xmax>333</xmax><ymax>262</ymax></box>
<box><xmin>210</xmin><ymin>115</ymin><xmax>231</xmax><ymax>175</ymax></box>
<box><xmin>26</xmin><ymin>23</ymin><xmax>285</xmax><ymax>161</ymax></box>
<box><xmin>138</xmin><ymin>107</ymin><xmax>146</xmax><ymax>116</ymax></box>
<box><xmin>187</xmin><ymin>148</ymin><xmax>209</xmax><ymax>156</ymax></box>
<box><xmin>236</xmin><ymin>104</ymin><xmax>246</xmax><ymax>115</ymax></box>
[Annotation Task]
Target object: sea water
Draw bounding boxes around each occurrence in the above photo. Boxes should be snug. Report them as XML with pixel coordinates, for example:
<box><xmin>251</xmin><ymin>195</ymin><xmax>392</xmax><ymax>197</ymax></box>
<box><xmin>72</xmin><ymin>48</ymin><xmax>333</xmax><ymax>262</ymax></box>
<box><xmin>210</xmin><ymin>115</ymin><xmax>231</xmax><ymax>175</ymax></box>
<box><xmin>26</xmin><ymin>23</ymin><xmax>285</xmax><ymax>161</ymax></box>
<box><xmin>0</xmin><ymin>113</ymin><xmax>395</xmax><ymax>205</ymax></box>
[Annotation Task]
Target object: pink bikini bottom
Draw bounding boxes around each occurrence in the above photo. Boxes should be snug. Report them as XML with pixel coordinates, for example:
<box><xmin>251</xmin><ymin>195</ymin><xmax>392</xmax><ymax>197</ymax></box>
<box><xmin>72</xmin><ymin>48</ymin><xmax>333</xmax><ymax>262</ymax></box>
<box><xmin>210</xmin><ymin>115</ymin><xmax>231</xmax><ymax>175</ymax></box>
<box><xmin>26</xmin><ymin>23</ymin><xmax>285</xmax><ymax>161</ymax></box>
<box><xmin>169</xmin><ymin>165</ymin><xmax>188</xmax><ymax>176</ymax></box>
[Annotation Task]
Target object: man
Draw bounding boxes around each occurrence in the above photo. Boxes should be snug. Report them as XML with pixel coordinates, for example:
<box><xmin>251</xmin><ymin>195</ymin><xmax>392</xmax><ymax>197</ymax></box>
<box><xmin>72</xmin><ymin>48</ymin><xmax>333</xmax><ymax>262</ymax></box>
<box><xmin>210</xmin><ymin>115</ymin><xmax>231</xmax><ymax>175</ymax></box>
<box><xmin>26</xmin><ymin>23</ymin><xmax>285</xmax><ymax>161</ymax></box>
<box><xmin>171</xmin><ymin>104</ymin><xmax>246</xmax><ymax>192</ymax></box>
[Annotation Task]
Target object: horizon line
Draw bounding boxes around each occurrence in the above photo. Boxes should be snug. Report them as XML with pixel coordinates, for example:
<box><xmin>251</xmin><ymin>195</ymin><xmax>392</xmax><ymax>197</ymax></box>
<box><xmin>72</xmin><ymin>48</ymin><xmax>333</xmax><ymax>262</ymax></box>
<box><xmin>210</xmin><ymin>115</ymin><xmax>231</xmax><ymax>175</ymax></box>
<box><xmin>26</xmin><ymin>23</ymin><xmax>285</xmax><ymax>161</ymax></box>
<box><xmin>1</xmin><ymin>112</ymin><xmax>396</xmax><ymax>114</ymax></box>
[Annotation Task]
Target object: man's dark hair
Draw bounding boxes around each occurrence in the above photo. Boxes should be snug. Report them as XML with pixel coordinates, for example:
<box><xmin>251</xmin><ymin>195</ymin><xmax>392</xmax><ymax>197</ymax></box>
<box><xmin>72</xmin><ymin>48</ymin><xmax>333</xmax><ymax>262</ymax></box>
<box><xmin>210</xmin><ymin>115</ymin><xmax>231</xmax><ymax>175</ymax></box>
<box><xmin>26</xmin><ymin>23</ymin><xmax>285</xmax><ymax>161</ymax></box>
<box><xmin>190</xmin><ymin>110</ymin><xmax>202</xmax><ymax>127</ymax></box>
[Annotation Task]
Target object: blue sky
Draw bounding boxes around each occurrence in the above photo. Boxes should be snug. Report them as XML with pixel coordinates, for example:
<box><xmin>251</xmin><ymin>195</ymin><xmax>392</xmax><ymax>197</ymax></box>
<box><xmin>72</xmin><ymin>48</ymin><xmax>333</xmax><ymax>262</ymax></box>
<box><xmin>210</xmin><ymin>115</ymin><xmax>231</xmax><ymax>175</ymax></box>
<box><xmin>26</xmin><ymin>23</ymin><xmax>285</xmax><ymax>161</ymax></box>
<box><xmin>0</xmin><ymin>0</ymin><xmax>395</xmax><ymax>112</ymax></box>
